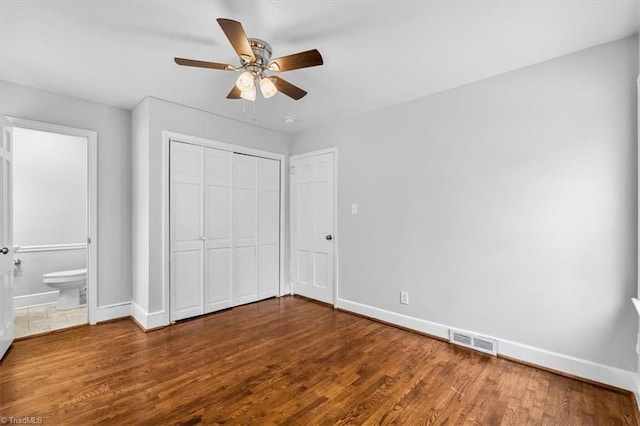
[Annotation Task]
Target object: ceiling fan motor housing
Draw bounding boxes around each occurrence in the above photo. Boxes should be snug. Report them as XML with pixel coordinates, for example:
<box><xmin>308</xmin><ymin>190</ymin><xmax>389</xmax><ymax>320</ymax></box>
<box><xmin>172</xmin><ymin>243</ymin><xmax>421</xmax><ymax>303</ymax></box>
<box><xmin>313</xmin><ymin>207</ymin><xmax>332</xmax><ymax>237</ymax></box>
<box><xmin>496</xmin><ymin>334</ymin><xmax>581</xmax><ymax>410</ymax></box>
<box><xmin>246</xmin><ymin>38</ymin><xmax>272</xmax><ymax>73</ymax></box>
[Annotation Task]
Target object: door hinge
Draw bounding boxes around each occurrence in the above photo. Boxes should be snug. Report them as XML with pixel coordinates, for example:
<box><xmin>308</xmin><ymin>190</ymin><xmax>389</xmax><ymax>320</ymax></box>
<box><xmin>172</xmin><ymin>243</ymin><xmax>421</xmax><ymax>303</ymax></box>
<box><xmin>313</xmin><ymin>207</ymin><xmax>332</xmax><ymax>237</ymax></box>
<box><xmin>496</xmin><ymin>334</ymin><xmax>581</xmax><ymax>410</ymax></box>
<box><xmin>290</xmin><ymin>165</ymin><xmax>295</xmax><ymax>175</ymax></box>
<box><xmin>87</xmin><ymin>237</ymin><xmax>92</xmax><ymax>244</ymax></box>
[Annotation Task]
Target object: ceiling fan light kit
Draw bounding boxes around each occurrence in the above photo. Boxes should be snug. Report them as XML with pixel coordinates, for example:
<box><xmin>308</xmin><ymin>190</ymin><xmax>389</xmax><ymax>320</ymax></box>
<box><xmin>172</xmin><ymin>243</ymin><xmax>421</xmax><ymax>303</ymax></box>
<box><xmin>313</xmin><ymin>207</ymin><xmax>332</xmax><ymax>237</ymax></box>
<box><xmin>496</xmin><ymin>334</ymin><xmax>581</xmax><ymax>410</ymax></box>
<box><xmin>174</xmin><ymin>18</ymin><xmax>323</xmax><ymax>105</ymax></box>
<box><xmin>240</xmin><ymin>86</ymin><xmax>256</xmax><ymax>102</ymax></box>
<box><xmin>260</xmin><ymin>77</ymin><xmax>277</xmax><ymax>99</ymax></box>
<box><xmin>235</xmin><ymin>71</ymin><xmax>254</xmax><ymax>91</ymax></box>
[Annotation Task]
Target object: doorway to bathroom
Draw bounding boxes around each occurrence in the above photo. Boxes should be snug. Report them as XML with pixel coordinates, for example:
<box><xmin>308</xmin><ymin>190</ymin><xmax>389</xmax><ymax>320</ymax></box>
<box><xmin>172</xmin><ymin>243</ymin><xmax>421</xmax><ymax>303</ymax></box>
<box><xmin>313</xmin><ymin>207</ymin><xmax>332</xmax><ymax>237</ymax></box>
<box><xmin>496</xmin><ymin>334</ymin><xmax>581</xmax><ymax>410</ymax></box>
<box><xmin>8</xmin><ymin>117</ymin><xmax>97</xmax><ymax>338</ymax></box>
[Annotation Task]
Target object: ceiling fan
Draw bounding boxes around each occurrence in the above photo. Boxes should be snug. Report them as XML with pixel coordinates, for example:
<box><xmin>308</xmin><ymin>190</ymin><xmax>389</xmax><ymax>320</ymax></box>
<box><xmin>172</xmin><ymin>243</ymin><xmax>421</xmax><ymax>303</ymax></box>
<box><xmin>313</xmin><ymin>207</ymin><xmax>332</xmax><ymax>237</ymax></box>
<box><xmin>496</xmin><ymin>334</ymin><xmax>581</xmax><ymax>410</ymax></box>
<box><xmin>174</xmin><ymin>18</ymin><xmax>323</xmax><ymax>101</ymax></box>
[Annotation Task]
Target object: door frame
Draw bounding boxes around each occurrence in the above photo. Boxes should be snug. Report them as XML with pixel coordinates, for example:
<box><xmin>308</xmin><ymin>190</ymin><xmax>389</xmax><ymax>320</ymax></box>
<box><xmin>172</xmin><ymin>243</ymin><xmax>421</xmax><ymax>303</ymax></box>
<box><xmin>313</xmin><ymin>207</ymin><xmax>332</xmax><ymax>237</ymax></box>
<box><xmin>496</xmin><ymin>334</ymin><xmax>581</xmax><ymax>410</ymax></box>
<box><xmin>289</xmin><ymin>147</ymin><xmax>339</xmax><ymax>306</ymax></box>
<box><xmin>161</xmin><ymin>131</ymin><xmax>286</xmax><ymax>325</ymax></box>
<box><xmin>4</xmin><ymin>116</ymin><xmax>98</xmax><ymax>324</ymax></box>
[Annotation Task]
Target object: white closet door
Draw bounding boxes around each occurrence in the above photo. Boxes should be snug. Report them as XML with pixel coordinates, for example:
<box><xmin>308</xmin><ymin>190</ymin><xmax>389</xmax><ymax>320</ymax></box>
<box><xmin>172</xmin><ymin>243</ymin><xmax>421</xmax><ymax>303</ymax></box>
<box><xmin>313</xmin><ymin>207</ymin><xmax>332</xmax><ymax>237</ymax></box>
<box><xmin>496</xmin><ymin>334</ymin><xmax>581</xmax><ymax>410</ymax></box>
<box><xmin>258</xmin><ymin>158</ymin><xmax>280</xmax><ymax>299</ymax></box>
<box><xmin>170</xmin><ymin>142</ymin><xmax>204</xmax><ymax>321</ymax></box>
<box><xmin>204</xmin><ymin>148</ymin><xmax>232</xmax><ymax>313</ymax></box>
<box><xmin>232</xmin><ymin>154</ymin><xmax>258</xmax><ymax>306</ymax></box>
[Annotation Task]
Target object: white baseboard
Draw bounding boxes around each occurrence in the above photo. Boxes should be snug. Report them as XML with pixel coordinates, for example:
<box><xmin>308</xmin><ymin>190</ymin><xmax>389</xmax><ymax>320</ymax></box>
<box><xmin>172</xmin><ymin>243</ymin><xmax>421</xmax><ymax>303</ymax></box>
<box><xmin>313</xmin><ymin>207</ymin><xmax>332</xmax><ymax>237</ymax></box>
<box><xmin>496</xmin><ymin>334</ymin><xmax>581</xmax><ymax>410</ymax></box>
<box><xmin>131</xmin><ymin>302</ymin><xmax>166</xmax><ymax>330</ymax></box>
<box><xmin>498</xmin><ymin>337</ymin><xmax>637</xmax><ymax>392</ymax></box>
<box><xmin>336</xmin><ymin>297</ymin><xmax>637</xmax><ymax>392</ymax></box>
<box><xmin>337</xmin><ymin>297</ymin><xmax>450</xmax><ymax>339</ymax></box>
<box><xmin>280</xmin><ymin>282</ymin><xmax>292</xmax><ymax>296</ymax></box>
<box><xmin>93</xmin><ymin>302</ymin><xmax>131</xmax><ymax>324</ymax></box>
<box><xmin>14</xmin><ymin>291</ymin><xmax>58</xmax><ymax>309</ymax></box>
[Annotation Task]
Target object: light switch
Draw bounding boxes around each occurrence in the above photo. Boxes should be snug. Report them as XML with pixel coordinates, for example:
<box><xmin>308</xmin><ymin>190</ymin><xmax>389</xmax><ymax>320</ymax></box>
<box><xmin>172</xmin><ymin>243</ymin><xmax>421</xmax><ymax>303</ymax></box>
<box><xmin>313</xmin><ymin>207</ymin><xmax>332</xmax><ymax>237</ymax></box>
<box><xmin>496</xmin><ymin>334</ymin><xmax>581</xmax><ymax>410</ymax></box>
<box><xmin>351</xmin><ymin>203</ymin><xmax>358</xmax><ymax>215</ymax></box>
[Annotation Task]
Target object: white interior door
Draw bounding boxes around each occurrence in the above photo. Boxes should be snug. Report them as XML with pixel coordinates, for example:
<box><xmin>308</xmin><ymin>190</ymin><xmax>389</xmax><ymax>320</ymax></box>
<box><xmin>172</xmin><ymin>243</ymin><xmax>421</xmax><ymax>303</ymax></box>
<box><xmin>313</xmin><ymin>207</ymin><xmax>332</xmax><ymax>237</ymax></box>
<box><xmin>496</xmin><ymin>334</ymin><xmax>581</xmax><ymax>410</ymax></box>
<box><xmin>258</xmin><ymin>158</ymin><xmax>280</xmax><ymax>299</ymax></box>
<box><xmin>0</xmin><ymin>117</ymin><xmax>14</xmax><ymax>359</ymax></box>
<box><xmin>290</xmin><ymin>151</ymin><xmax>336</xmax><ymax>304</ymax></box>
<box><xmin>204</xmin><ymin>147</ymin><xmax>232</xmax><ymax>313</ymax></box>
<box><xmin>232</xmin><ymin>153</ymin><xmax>258</xmax><ymax>306</ymax></box>
<box><xmin>170</xmin><ymin>142</ymin><xmax>204</xmax><ymax>321</ymax></box>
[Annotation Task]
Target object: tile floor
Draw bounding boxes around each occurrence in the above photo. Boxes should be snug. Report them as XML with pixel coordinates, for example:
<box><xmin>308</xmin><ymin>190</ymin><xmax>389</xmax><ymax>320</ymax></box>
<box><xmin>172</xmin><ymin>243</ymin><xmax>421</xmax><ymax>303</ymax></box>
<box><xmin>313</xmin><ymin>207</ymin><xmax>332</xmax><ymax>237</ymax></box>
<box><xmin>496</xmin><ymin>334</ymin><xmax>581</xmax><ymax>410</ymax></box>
<box><xmin>14</xmin><ymin>304</ymin><xmax>87</xmax><ymax>338</ymax></box>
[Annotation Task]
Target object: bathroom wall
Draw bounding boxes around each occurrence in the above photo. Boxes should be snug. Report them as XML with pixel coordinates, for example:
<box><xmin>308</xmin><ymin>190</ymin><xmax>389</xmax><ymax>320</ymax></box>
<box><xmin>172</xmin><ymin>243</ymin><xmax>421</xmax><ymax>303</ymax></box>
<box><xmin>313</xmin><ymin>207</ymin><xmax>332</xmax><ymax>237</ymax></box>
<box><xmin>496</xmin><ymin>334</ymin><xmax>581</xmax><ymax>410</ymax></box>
<box><xmin>13</xmin><ymin>250</ymin><xmax>86</xmax><ymax>300</ymax></box>
<box><xmin>12</xmin><ymin>127</ymin><xmax>87</xmax><ymax>298</ymax></box>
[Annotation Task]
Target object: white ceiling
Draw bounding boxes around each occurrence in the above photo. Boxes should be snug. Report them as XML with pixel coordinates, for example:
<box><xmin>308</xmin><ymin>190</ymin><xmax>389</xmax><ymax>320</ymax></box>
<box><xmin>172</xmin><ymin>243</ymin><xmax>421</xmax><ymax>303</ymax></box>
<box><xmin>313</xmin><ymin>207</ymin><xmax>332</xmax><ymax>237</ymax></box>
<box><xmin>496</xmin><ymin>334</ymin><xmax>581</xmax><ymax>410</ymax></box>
<box><xmin>1</xmin><ymin>1</ymin><xmax>638</xmax><ymax>134</ymax></box>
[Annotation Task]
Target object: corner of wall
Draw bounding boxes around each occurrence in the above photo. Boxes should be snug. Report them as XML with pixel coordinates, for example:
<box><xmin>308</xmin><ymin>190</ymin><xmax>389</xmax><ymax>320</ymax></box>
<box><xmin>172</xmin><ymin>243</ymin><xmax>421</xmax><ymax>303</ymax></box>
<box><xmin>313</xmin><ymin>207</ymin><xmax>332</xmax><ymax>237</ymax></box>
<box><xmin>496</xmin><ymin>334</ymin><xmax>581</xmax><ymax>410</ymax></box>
<box><xmin>635</xmin><ymin>7</ymin><xmax>640</xmax><ymax>408</ymax></box>
<box><xmin>131</xmin><ymin>97</ymin><xmax>151</xmax><ymax>313</ymax></box>
<box><xmin>130</xmin><ymin>301</ymin><xmax>166</xmax><ymax>331</ymax></box>
<box><xmin>93</xmin><ymin>301</ymin><xmax>132</xmax><ymax>324</ymax></box>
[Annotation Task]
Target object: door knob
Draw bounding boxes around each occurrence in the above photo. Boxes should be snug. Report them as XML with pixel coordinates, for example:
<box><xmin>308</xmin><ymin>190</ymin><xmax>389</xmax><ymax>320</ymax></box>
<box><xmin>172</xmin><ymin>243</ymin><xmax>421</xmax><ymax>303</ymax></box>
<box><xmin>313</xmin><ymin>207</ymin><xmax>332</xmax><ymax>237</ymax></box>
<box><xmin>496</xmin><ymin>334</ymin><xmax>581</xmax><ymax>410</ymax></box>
<box><xmin>325</xmin><ymin>235</ymin><xmax>333</xmax><ymax>241</ymax></box>
<box><xmin>0</xmin><ymin>247</ymin><xmax>8</xmax><ymax>254</ymax></box>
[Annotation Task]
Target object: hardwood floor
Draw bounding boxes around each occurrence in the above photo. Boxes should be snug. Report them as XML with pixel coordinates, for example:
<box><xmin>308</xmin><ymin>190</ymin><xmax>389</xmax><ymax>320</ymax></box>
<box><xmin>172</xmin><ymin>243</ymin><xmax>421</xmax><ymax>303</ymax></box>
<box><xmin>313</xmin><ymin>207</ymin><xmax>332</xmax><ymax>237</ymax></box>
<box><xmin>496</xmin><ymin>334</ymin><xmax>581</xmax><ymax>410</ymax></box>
<box><xmin>0</xmin><ymin>296</ymin><xmax>637</xmax><ymax>425</ymax></box>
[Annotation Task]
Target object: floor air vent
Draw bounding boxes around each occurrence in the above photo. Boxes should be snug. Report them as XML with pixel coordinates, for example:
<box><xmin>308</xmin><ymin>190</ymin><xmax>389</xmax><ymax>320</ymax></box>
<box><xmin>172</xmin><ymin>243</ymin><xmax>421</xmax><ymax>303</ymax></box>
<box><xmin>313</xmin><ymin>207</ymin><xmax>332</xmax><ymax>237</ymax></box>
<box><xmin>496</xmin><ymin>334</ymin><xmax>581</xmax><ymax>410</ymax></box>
<box><xmin>449</xmin><ymin>329</ymin><xmax>498</xmax><ymax>356</ymax></box>
<box><xmin>451</xmin><ymin>332</ymin><xmax>472</xmax><ymax>346</ymax></box>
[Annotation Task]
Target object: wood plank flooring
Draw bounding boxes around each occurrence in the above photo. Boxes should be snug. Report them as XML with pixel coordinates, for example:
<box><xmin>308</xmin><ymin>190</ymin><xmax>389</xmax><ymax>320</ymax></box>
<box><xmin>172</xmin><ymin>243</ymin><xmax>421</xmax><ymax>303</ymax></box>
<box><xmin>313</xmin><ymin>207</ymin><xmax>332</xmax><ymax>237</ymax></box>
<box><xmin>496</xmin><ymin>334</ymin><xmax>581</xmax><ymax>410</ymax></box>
<box><xmin>0</xmin><ymin>296</ymin><xmax>637</xmax><ymax>425</ymax></box>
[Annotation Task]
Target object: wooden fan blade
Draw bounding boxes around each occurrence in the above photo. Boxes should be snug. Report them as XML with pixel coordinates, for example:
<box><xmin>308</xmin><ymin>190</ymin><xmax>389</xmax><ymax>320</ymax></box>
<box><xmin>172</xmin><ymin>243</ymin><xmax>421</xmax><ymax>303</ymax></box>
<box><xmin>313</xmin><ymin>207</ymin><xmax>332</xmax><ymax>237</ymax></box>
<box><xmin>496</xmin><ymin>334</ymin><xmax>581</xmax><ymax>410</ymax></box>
<box><xmin>217</xmin><ymin>18</ymin><xmax>256</xmax><ymax>63</ymax></box>
<box><xmin>270</xmin><ymin>76</ymin><xmax>307</xmax><ymax>100</ymax></box>
<box><xmin>174</xmin><ymin>57</ymin><xmax>234</xmax><ymax>71</ymax></box>
<box><xmin>226</xmin><ymin>85</ymin><xmax>241</xmax><ymax>99</ymax></box>
<box><xmin>268</xmin><ymin>49</ymin><xmax>323</xmax><ymax>72</ymax></box>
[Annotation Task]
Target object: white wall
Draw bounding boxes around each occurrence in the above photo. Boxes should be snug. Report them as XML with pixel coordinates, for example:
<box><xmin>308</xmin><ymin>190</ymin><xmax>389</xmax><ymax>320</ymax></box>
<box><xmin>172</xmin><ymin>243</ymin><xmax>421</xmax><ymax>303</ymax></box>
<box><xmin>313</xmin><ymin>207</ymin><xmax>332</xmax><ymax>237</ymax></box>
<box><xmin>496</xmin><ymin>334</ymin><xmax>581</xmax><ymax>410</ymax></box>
<box><xmin>292</xmin><ymin>36</ymin><xmax>638</xmax><ymax>375</ymax></box>
<box><xmin>1</xmin><ymin>80</ymin><xmax>132</xmax><ymax>308</ymax></box>
<box><xmin>13</xmin><ymin>128</ymin><xmax>87</xmax><ymax>246</ymax></box>
<box><xmin>132</xmin><ymin>96</ymin><xmax>292</xmax><ymax>321</ymax></box>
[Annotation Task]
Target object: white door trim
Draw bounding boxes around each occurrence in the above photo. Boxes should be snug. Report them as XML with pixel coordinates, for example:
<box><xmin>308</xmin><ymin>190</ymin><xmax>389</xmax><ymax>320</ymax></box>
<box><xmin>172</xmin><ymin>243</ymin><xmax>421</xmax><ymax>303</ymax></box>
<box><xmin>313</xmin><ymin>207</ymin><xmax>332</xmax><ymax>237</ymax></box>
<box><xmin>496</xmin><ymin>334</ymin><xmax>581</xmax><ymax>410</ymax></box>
<box><xmin>162</xmin><ymin>130</ymin><xmax>286</xmax><ymax>326</ymax></box>
<box><xmin>289</xmin><ymin>147</ymin><xmax>339</xmax><ymax>306</ymax></box>
<box><xmin>4</xmin><ymin>116</ymin><xmax>98</xmax><ymax>324</ymax></box>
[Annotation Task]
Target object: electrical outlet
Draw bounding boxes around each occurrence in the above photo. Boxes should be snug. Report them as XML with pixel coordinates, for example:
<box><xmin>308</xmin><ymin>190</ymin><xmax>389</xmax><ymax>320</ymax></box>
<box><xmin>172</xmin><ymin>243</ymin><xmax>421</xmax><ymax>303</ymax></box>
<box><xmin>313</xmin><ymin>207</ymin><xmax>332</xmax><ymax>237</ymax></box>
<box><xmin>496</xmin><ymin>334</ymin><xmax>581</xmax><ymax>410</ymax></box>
<box><xmin>400</xmin><ymin>291</ymin><xmax>409</xmax><ymax>305</ymax></box>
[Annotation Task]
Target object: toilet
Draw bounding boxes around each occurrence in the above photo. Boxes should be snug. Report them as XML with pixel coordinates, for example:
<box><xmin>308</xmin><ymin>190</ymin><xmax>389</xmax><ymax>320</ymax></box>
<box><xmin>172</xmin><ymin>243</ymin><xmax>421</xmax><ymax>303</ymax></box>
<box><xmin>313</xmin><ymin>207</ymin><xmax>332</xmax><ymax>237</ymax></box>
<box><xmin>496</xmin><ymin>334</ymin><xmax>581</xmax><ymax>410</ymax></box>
<box><xmin>43</xmin><ymin>268</ymin><xmax>87</xmax><ymax>310</ymax></box>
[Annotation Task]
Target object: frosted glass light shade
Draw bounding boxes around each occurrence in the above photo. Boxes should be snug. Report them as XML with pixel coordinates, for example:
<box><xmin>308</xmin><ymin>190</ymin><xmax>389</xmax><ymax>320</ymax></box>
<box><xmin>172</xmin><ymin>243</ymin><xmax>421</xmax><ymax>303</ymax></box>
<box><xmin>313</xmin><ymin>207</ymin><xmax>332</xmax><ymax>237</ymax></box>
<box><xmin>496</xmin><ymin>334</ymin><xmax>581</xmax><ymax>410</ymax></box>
<box><xmin>240</xmin><ymin>86</ymin><xmax>256</xmax><ymax>101</ymax></box>
<box><xmin>260</xmin><ymin>77</ymin><xmax>278</xmax><ymax>99</ymax></box>
<box><xmin>235</xmin><ymin>71</ymin><xmax>255</xmax><ymax>91</ymax></box>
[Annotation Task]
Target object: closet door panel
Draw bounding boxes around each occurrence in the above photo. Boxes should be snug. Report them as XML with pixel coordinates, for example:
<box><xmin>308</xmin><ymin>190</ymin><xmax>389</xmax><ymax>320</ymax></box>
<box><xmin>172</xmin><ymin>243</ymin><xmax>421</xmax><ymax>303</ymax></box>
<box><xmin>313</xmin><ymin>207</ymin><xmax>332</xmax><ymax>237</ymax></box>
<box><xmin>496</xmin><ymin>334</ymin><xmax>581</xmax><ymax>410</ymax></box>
<box><xmin>206</xmin><ymin>247</ymin><xmax>231</xmax><ymax>310</ymax></box>
<box><xmin>234</xmin><ymin>188</ymin><xmax>257</xmax><ymax>244</ymax></box>
<box><xmin>233</xmin><ymin>154</ymin><xmax>257</xmax><ymax>247</ymax></box>
<box><xmin>170</xmin><ymin>142</ymin><xmax>204</xmax><ymax>321</ymax></box>
<box><xmin>172</xmin><ymin>184</ymin><xmax>201</xmax><ymax>251</ymax></box>
<box><xmin>258</xmin><ymin>190</ymin><xmax>279</xmax><ymax>245</ymax></box>
<box><xmin>204</xmin><ymin>148</ymin><xmax>232</xmax><ymax>313</ymax></box>
<box><xmin>206</xmin><ymin>186</ymin><xmax>231</xmax><ymax>244</ymax></box>
<box><xmin>258</xmin><ymin>158</ymin><xmax>280</xmax><ymax>298</ymax></box>
<box><xmin>232</xmin><ymin>154</ymin><xmax>258</xmax><ymax>305</ymax></box>
<box><xmin>258</xmin><ymin>244</ymin><xmax>278</xmax><ymax>297</ymax></box>
<box><xmin>172</xmin><ymin>251</ymin><xmax>203</xmax><ymax>320</ymax></box>
<box><xmin>233</xmin><ymin>246</ymin><xmax>257</xmax><ymax>305</ymax></box>
<box><xmin>233</xmin><ymin>154</ymin><xmax>258</xmax><ymax>187</ymax></box>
